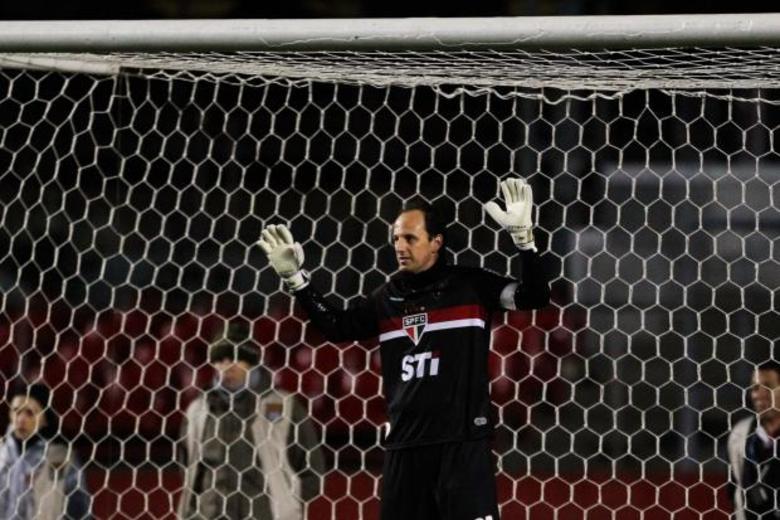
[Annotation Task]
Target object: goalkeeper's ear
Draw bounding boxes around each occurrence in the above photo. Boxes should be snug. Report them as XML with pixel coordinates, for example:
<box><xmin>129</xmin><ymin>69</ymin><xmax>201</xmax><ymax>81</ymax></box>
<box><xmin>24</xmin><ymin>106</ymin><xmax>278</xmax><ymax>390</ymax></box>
<box><xmin>429</xmin><ymin>232</ymin><xmax>444</xmax><ymax>252</ymax></box>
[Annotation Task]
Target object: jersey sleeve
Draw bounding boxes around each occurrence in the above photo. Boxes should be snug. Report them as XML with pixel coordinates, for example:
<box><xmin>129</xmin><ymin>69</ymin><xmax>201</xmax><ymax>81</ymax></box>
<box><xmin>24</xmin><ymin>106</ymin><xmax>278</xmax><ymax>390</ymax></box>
<box><xmin>293</xmin><ymin>285</ymin><xmax>380</xmax><ymax>342</ymax></box>
<box><xmin>476</xmin><ymin>249</ymin><xmax>550</xmax><ymax>311</ymax></box>
<box><xmin>474</xmin><ymin>268</ymin><xmax>516</xmax><ymax>312</ymax></box>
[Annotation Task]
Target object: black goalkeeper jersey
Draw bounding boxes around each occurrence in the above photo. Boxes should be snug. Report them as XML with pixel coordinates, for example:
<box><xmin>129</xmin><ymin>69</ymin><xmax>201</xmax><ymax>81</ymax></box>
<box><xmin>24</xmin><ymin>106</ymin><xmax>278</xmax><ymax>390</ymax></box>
<box><xmin>295</xmin><ymin>251</ymin><xmax>549</xmax><ymax>449</ymax></box>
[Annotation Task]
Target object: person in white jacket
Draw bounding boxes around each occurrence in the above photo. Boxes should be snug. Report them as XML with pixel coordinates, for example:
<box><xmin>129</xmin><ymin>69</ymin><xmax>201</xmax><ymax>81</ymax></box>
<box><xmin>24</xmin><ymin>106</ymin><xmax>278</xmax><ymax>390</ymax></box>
<box><xmin>728</xmin><ymin>361</ymin><xmax>780</xmax><ymax>520</ymax></box>
<box><xmin>178</xmin><ymin>325</ymin><xmax>325</xmax><ymax>520</ymax></box>
<box><xmin>0</xmin><ymin>384</ymin><xmax>91</xmax><ymax>520</ymax></box>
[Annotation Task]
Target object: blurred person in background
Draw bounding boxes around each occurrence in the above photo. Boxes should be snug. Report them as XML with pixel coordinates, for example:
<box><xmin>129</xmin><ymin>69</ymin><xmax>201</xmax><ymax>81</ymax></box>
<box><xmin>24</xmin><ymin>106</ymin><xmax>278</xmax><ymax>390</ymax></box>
<box><xmin>177</xmin><ymin>324</ymin><xmax>325</xmax><ymax>520</ymax></box>
<box><xmin>728</xmin><ymin>361</ymin><xmax>780</xmax><ymax>520</ymax></box>
<box><xmin>0</xmin><ymin>383</ymin><xmax>91</xmax><ymax>520</ymax></box>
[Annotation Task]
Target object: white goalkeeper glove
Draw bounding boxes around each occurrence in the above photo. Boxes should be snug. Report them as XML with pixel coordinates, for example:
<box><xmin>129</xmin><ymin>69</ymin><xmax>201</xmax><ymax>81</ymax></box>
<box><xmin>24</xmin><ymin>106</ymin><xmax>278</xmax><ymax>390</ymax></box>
<box><xmin>484</xmin><ymin>177</ymin><xmax>537</xmax><ymax>252</ymax></box>
<box><xmin>258</xmin><ymin>224</ymin><xmax>309</xmax><ymax>291</ymax></box>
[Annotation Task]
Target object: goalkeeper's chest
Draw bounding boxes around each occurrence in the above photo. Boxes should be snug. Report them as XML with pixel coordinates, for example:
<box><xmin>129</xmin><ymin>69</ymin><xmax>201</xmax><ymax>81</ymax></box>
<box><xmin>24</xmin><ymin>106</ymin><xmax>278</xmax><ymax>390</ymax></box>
<box><xmin>381</xmin><ymin>271</ymin><xmax>483</xmax><ymax>315</ymax></box>
<box><xmin>377</xmin><ymin>281</ymin><xmax>488</xmax><ymax>347</ymax></box>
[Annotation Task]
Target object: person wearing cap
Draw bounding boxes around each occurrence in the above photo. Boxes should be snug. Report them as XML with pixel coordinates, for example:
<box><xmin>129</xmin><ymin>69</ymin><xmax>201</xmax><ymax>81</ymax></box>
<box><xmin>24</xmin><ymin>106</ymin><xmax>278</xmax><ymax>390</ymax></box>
<box><xmin>177</xmin><ymin>326</ymin><xmax>325</xmax><ymax>520</ymax></box>
<box><xmin>0</xmin><ymin>383</ymin><xmax>91</xmax><ymax>520</ymax></box>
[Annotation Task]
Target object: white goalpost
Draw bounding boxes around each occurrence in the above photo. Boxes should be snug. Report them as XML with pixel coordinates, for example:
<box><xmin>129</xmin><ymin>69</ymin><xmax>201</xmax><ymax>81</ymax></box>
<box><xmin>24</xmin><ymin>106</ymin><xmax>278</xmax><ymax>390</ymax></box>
<box><xmin>1</xmin><ymin>14</ymin><xmax>779</xmax><ymax>519</ymax></box>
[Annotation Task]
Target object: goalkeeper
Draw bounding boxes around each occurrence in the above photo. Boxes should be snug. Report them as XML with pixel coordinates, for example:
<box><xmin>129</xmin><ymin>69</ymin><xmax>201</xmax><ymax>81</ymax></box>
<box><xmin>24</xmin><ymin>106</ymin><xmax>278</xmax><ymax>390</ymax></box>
<box><xmin>260</xmin><ymin>178</ymin><xmax>550</xmax><ymax>520</ymax></box>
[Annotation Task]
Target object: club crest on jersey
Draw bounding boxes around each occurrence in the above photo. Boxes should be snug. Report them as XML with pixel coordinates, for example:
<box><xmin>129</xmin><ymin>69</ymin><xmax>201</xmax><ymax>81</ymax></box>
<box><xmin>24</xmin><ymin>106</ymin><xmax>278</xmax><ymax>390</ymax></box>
<box><xmin>402</xmin><ymin>313</ymin><xmax>428</xmax><ymax>344</ymax></box>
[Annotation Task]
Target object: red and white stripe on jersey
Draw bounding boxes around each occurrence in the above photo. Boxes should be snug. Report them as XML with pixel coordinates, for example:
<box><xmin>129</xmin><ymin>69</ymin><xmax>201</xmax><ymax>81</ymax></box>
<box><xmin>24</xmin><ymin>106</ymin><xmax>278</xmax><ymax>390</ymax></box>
<box><xmin>378</xmin><ymin>305</ymin><xmax>487</xmax><ymax>343</ymax></box>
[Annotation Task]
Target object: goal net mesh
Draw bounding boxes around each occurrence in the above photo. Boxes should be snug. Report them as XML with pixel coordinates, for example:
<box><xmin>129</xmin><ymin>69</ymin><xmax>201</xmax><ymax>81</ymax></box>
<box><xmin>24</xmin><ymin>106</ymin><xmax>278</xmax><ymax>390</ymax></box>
<box><xmin>1</xmin><ymin>47</ymin><xmax>779</xmax><ymax>519</ymax></box>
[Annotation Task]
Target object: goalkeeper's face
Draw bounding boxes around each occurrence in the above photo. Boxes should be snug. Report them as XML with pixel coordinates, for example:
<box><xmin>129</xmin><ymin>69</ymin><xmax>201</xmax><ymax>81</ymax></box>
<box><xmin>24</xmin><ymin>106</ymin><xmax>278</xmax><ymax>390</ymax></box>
<box><xmin>751</xmin><ymin>368</ymin><xmax>780</xmax><ymax>418</ymax></box>
<box><xmin>392</xmin><ymin>210</ymin><xmax>443</xmax><ymax>273</ymax></box>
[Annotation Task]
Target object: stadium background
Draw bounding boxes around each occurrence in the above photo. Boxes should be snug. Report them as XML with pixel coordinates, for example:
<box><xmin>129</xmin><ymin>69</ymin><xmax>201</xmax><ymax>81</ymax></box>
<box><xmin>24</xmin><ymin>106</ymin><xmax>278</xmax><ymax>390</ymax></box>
<box><xmin>1</xmin><ymin>3</ymin><xmax>780</xmax><ymax>520</ymax></box>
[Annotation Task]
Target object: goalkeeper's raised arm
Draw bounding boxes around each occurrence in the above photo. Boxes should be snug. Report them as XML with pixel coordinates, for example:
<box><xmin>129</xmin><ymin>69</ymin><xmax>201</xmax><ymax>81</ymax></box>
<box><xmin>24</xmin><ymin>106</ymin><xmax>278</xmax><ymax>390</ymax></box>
<box><xmin>259</xmin><ymin>176</ymin><xmax>550</xmax><ymax>520</ymax></box>
<box><xmin>259</xmin><ymin>223</ymin><xmax>380</xmax><ymax>342</ymax></box>
<box><xmin>482</xmin><ymin>177</ymin><xmax>550</xmax><ymax>310</ymax></box>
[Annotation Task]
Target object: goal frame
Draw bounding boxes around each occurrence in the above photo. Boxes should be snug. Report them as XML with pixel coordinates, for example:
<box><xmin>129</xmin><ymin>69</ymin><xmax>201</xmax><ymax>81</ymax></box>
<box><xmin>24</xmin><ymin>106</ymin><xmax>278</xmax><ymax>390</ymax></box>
<box><xmin>0</xmin><ymin>13</ymin><xmax>779</xmax><ymax>53</ymax></box>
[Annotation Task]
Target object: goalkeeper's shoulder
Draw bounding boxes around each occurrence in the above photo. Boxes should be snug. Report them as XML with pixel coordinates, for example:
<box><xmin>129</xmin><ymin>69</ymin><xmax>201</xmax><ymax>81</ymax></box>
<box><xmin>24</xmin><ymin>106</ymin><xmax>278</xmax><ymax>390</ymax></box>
<box><xmin>450</xmin><ymin>247</ymin><xmax>545</xmax><ymax>279</ymax></box>
<box><xmin>447</xmin><ymin>259</ymin><xmax>549</xmax><ymax>312</ymax></box>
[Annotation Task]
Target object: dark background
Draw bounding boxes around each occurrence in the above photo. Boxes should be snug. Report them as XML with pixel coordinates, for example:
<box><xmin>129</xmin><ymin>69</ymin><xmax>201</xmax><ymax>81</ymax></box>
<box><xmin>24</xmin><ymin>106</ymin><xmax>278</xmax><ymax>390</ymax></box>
<box><xmin>1</xmin><ymin>63</ymin><xmax>778</xmax><ymax>519</ymax></box>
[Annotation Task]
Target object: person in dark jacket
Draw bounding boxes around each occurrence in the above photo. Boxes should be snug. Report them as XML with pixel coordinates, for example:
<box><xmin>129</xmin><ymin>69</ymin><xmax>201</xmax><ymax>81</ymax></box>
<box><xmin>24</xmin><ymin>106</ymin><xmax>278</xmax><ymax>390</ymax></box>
<box><xmin>728</xmin><ymin>361</ymin><xmax>780</xmax><ymax>520</ymax></box>
<box><xmin>178</xmin><ymin>326</ymin><xmax>325</xmax><ymax>520</ymax></box>
<box><xmin>260</xmin><ymin>177</ymin><xmax>550</xmax><ymax>520</ymax></box>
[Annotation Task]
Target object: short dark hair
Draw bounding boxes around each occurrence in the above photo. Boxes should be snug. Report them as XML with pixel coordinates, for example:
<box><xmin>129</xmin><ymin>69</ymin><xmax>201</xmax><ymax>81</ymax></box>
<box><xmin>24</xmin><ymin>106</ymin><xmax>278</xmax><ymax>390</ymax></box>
<box><xmin>9</xmin><ymin>383</ymin><xmax>58</xmax><ymax>438</ymax></box>
<box><xmin>398</xmin><ymin>198</ymin><xmax>448</xmax><ymax>246</ymax></box>
<box><xmin>11</xmin><ymin>383</ymin><xmax>49</xmax><ymax>409</ymax></box>
<box><xmin>757</xmin><ymin>360</ymin><xmax>780</xmax><ymax>377</ymax></box>
<box><xmin>210</xmin><ymin>340</ymin><xmax>260</xmax><ymax>366</ymax></box>
<box><xmin>209</xmin><ymin>322</ymin><xmax>260</xmax><ymax>366</ymax></box>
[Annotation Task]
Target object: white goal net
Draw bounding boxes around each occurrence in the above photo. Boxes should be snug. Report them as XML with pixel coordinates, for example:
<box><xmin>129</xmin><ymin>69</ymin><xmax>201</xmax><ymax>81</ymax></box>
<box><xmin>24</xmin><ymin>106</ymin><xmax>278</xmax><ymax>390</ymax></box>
<box><xmin>1</xmin><ymin>38</ymin><xmax>779</xmax><ymax>519</ymax></box>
